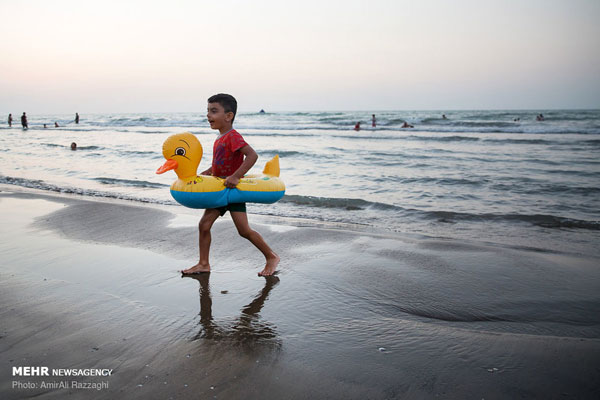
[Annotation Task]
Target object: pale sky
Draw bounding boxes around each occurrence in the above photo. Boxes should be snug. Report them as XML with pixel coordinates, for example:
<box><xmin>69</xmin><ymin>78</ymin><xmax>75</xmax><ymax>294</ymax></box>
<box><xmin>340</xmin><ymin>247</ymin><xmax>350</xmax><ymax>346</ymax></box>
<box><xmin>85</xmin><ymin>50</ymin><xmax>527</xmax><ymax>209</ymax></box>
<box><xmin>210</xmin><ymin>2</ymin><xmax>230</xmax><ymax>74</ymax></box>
<box><xmin>1</xmin><ymin>0</ymin><xmax>599</xmax><ymax>113</ymax></box>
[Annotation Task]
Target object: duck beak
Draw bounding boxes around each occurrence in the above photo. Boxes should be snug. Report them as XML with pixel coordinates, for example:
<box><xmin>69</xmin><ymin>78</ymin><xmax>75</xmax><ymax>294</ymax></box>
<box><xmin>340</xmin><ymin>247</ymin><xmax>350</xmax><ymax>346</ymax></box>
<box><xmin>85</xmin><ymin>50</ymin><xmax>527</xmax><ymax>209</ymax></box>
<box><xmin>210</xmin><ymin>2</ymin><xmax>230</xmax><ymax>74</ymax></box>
<box><xmin>156</xmin><ymin>159</ymin><xmax>178</xmax><ymax>174</ymax></box>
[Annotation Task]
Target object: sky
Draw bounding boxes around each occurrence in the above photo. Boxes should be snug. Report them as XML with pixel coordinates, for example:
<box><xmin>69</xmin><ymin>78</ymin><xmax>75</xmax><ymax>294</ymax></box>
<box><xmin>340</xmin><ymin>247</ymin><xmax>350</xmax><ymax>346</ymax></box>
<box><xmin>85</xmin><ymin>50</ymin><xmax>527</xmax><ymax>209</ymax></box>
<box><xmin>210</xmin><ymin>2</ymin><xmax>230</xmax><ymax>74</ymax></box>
<box><xmin>1</xmin><ymin>0</ymin><xmax>599</xmax><ymax>113</ymax></box>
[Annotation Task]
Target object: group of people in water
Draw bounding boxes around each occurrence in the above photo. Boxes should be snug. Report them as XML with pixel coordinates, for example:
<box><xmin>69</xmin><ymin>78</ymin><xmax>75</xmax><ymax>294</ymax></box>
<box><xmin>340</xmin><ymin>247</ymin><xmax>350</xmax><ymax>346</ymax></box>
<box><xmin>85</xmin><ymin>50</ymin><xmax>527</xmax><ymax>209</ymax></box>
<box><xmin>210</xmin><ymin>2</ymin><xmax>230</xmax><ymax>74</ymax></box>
<box><xmin>7</xmin><ymin>112</ymin><xmax>31</xmax><ymax>129</ymax></box>
<box><xmin>7</xmin><ymin>112</ymin><xmax>79</xmax><ymax>129</ymax></box>
<box><xmin>353</xmin><ymin>112</ymin><xmax>546</xmax><ymax>131</ymax></box>
<box><xmin>7</xmin><ymin>112</ymin><xmax>80</xmax><ymax>150</ymax></box>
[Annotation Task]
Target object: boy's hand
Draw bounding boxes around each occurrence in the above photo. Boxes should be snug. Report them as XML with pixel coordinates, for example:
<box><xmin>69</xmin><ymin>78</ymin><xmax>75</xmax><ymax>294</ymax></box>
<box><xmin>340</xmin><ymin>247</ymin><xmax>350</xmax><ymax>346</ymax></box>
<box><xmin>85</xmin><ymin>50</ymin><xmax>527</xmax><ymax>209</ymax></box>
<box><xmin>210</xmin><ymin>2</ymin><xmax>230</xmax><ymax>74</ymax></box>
<box><xmin>224</xmin><ymin>175</ymin><xmax>240</xmax><ymax>188</ymax></box>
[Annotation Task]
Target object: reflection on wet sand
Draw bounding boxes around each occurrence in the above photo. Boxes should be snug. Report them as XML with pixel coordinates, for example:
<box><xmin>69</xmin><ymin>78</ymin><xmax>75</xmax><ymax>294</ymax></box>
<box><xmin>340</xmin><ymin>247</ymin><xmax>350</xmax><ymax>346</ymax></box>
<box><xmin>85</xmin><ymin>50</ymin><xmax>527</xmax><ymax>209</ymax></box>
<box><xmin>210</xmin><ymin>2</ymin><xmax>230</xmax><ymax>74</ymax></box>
<box><xmin>184</xmin><ymin>274</ymin><xmax>281</xmax><ymax>350</ymax></box>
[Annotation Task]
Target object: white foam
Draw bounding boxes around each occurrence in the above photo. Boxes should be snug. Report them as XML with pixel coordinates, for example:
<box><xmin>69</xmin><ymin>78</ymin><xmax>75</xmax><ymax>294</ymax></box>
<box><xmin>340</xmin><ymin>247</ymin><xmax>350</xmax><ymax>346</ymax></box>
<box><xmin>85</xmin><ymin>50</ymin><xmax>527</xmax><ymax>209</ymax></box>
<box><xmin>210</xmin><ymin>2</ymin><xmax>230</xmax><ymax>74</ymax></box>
<box><xmin>267</xmin><ymin>224</ymin><xmax>298</xmax><ymax>233</ymax></box>
<box><xmin>167</xmin><ymin>213</ymin><xmax>199</xmax><ymax>228</ymax></box>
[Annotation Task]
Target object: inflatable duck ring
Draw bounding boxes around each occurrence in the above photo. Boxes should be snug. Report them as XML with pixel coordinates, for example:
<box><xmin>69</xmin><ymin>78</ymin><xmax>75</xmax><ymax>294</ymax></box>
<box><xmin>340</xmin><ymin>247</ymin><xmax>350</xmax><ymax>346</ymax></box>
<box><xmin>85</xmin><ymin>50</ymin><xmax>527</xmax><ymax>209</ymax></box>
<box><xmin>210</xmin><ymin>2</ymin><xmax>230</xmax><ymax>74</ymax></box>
<box><xmin>156</xmin><ymin>132</ymin><xmax>285</xmax><ymax>209</ymax></box>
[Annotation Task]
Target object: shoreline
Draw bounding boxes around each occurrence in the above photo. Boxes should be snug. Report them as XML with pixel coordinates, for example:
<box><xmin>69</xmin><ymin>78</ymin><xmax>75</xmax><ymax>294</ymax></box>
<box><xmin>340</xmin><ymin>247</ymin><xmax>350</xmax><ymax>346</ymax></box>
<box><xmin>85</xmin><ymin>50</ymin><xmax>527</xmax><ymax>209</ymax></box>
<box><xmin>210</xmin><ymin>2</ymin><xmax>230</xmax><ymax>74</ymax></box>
<box><xmin>1</xmin><ymin>187</ymin><xmax>599</xmax><ymax>399</ymax></box>
<box><xmin>1</xmin><ymin>183</ymin><xmax>592</xmax><ymax>258</ymax></box>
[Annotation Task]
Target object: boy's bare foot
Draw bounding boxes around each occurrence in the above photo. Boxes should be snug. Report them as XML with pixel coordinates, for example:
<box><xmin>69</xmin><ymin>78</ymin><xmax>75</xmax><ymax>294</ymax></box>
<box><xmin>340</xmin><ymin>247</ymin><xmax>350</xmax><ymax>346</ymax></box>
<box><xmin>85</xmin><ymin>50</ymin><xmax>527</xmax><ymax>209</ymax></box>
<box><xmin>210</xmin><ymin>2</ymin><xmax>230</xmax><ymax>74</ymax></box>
<box><xmin>181</xmin><ymin>262</ymin><xmax>211</xmax><ymax>274</ymax></box>
<box><xmin>258</xmin><ymin>254</ymin><xmax>280</xmax><ymax>276</ymax></box>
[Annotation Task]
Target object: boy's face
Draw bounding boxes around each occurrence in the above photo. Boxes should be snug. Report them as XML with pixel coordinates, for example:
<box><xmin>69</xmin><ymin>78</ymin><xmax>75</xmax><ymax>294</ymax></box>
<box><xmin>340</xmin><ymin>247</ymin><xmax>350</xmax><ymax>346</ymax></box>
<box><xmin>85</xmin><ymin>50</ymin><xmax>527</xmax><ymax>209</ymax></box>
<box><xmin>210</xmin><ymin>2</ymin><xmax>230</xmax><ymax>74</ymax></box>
<box><xmin>207</xmin><ymin>102</ymin><xmax>233</xmax><ymax>131</ymax></box>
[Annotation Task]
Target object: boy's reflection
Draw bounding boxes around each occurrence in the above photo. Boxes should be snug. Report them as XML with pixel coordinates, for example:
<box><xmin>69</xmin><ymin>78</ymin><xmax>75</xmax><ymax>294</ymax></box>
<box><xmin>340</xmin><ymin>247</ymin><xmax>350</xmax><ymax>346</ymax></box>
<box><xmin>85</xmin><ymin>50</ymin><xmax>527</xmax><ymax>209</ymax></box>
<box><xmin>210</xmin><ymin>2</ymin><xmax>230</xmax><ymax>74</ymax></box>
<box><xmin>184</xmin><ymin>274</ymin><xmax>280</xmax><ymax>347</ymax></box>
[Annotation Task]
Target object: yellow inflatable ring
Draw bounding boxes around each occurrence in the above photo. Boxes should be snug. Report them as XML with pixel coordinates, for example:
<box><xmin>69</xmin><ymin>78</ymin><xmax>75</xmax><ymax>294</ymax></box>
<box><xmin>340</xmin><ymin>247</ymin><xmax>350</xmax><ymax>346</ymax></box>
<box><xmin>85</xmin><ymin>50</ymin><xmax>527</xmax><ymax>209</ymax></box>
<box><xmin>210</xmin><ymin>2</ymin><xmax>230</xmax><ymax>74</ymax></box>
<box><xmin>156</xmin><ymin>132</ymin><xmax>285</xmax><ymax>209</ymax></box>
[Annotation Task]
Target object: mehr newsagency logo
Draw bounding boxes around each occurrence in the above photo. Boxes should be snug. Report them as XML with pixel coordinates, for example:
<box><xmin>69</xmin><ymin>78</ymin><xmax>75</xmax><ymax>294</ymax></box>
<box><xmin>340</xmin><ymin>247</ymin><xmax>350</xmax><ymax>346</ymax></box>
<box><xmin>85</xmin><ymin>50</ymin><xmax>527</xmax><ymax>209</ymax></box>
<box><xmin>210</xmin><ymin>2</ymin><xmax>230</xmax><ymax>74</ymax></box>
<box><xmin>12</xmin><ymin>366</ymin><xmax>112</xmax><ymax>391</ymax></box>
<box><xmin>13</xmin><ymin>367</ymin><xmax>113</xmax><ymax>376</ymax></box>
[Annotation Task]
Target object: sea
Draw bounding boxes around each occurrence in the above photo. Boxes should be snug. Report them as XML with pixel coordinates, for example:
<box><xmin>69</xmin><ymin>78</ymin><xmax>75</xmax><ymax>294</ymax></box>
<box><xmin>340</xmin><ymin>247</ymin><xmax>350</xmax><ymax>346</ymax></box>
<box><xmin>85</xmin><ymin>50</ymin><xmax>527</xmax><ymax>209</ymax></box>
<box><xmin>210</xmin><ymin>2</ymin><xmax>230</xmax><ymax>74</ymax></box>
<box><xmin>1</xmin><ymin>109</ymin><xmax>599</xmax><ymax>257</ymax></box>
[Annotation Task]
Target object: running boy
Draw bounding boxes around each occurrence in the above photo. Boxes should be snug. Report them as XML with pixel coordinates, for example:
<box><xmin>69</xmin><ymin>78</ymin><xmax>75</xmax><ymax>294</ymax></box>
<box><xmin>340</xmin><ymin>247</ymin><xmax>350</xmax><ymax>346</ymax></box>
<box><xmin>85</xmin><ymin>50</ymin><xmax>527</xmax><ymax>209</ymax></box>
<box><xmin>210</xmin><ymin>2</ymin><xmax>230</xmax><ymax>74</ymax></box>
<box><xmin>182</xmin><ymin>93</ymin><xmax>280</xmax><ymax>276</ymax></box>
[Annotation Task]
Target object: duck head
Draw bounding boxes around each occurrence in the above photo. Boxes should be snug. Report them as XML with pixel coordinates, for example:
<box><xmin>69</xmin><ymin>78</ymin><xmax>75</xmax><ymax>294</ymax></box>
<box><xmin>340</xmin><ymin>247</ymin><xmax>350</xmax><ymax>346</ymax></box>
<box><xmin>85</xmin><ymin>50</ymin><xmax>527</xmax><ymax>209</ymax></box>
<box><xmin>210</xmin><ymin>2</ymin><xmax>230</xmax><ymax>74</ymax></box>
<box><xmin>156</xmin><ymin>132</ymin><xmax>203</xmax><ymax>179</ymax></box>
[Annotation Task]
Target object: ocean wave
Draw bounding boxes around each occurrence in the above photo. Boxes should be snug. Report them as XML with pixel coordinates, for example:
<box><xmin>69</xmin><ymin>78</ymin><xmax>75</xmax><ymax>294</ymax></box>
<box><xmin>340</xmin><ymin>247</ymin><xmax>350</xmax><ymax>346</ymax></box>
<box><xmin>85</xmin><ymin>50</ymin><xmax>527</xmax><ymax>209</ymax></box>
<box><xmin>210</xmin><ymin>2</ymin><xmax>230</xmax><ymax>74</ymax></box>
<box><xmin>41</xmin><ymin>143</ymin><xmax>105</xmax><ymax>150</ymax></box>
<box><xmin>483</xmin><ymin>138</ymin><xmax>553</xmax><ymax>145</ymax></box>
<box><xmin>331</xmin><ymin>134</ymin><xmax>398</xmax><ymax>140</ymax></box>
<box><xmin>280</xmin><ymin>194</ymin><xmax>401</xmax><ymax>211</ymax></box>
<box><xmin>544</xmin><ymin>169</ymin><xmax>599</xmax><ymax>178</ymax></box>
<box><xmin>280</xmin><ymin>194</ymin><xmax>600</xmax><ymax>230</ymax></box>
<box><xmin>119</xmin><ymin>149</ymin><xmax>162</xmax><ymax>158</ymax></box>
<box><xmin>419</xmin><ymin>117</ymin><xmax>444</xmax><ymax>124</ymax></box>
<box><xmin>40</xmin><ymin>143</ymin><xmax>65</xmax><ymax>148</ymax></box>
<box><xmin>404</xmin><ymin>135</ymin><xmax>480</xmax><ymax>142</ymax></box>
<box><xmin>91</xmin><ymin>177</ymin><xmax>168</xmax><ymax>188</ymax></box>
<box><xmin>381</xmin><ymin>118</ymin><xmax>410</xmax><ymax>125</ymax></box>
<box><xmin>115</xmin><ymin>129</ymin><xmax>172</xmax><ymax>134</ymax></box>
<box><xmin>0</xmin><ymin>175</ymin><xmax>174</xmax><ymax>205</ymax></box>
<box><xmin>406</xmin><ymin>126</ymin><xmax>599</xmax><ymax>135</ymax></box>
<box><xmin>395</xmin><ymin>177</ymin><xmax>487</xmax><ymax>186</ymax></box>
<box><xmin>260</xmin><ymin>150</ymin><xmax>304</xmax><ymax>158</ymax></box>
<box><xmin>317</xmin><ymin>115</ymin><xmax>350</xmax><ymax>123</ymax></box>
<box><xmin>417</xmin><ymin>118</ymin><xmax>516</xmax><ymax>129</ymax></box>
<box><xmin>533</xmin><ymin>184</ymin><xmax>600</xmax><ymax>196</ymax></box>
<box><xmin>136</xmin><ymin>130</ymin><xmax>171</xmax><ymax>134</ymax></box>
<box><xmin>247</xmin><ymin>131</ymin><xmax>321</xmax><ymax>137</ymax></box>
<box><xmin>422</xmin><ymin>209</ymin><xmax>600</xmax><ymax>230</ymax></box>
<box><xmin>451</xmin><ymin>121</ymin><xmax>515</xmax><ymax>128</ymax></box>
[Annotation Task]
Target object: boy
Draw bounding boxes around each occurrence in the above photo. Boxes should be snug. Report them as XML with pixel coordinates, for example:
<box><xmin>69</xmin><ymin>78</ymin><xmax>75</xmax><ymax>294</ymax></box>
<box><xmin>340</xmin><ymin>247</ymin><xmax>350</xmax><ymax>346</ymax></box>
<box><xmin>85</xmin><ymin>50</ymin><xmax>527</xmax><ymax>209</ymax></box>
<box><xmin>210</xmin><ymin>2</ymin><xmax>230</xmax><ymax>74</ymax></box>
<box><xmin>182</xmin><ymin>93</ymin><xmax>280</xmax><ymax>276</ymax></box>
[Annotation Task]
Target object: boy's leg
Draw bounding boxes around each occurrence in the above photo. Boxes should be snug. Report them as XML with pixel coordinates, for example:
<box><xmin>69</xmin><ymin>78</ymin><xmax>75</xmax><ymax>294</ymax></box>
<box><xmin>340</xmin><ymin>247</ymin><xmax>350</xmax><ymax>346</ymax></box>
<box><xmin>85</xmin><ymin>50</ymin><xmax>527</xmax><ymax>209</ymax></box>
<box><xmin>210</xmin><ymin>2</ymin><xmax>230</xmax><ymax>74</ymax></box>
<box><xmin>230</xmin><ymin>211</ymin><xmax>280</xmax><ymax>276</ymax></box>
<box><xmin>182</xmin><ymin>208</ymin><xmax>221</xmax><ymax>274</ymax></box>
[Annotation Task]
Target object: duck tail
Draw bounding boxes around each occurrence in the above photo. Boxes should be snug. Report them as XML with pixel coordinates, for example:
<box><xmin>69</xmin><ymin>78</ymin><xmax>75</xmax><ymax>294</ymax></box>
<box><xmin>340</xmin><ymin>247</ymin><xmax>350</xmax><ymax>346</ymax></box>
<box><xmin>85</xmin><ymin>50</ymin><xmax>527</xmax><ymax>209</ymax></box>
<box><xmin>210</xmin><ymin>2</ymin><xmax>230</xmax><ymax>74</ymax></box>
<box><xmin>262</xmin><ymin>155</ymin><xmax>280</xmax><ymax>177</ymax></box>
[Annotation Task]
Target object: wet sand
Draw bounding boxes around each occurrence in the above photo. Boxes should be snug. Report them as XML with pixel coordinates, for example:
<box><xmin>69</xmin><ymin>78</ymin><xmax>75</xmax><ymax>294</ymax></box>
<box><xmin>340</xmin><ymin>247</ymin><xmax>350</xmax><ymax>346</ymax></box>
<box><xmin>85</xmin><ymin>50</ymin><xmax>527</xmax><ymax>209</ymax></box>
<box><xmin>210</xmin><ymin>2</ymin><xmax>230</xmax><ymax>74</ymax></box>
<box><xmin>1</xmin><ymin>186</ymin><xmax>599</xmax><ymax>399</ymax></box>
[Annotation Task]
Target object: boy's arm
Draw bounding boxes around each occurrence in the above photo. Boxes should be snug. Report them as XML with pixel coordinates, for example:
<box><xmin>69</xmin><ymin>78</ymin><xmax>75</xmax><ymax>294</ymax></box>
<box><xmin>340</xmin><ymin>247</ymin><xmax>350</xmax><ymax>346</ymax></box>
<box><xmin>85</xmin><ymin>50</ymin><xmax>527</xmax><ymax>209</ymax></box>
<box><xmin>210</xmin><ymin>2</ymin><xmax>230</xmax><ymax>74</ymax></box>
<box><xmin>224</xmin><ymin>145</ymin><xmax>258</xmax><ymax>188</ymax></box>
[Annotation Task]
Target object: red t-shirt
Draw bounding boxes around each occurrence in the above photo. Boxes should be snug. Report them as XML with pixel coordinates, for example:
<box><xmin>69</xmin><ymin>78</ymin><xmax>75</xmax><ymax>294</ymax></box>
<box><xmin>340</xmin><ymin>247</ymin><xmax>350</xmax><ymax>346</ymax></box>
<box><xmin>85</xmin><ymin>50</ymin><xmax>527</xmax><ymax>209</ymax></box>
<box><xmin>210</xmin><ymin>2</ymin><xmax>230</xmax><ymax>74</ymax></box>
<box><xmin>212</xmin><ymin>129</ymin><xmax>248</xmax><ymax>178</ymax></box>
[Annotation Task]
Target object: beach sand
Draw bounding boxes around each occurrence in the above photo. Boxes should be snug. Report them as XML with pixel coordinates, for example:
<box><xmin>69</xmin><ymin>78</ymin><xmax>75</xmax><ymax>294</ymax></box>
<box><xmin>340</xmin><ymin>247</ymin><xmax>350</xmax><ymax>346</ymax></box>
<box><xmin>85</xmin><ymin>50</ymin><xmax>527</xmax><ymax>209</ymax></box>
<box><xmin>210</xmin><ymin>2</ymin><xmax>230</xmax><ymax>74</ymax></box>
<box><xmin>1</xmin><ymin>185</ymin><xmax>599</xmax><ymax>399</ymax></box>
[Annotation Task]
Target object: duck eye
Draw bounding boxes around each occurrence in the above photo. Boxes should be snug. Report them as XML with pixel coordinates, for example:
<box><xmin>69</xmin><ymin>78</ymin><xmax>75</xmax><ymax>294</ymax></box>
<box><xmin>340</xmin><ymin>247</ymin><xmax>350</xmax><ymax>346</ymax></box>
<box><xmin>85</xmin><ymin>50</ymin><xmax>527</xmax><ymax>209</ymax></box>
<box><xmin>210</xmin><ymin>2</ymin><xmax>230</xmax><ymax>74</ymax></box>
<box><xmin>175</xmin><ymin>147</ymin><xmax>186</xmax><ymax>157</ymax></box>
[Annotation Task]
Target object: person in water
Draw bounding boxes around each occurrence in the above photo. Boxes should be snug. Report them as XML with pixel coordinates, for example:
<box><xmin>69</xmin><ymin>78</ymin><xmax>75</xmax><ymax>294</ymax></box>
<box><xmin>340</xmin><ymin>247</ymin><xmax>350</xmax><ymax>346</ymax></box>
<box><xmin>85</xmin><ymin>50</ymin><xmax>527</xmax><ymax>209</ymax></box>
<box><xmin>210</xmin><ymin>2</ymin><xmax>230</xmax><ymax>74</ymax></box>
<box><xmin>21</xmin><ymin>112</ymin><xmax>28</xmax><ymax>129</ymax></box>
<box><xmin>70</xmin><ymin>142</ymin><xmax>77</xmax><ymax>150</ymax></box>
<box><xmin>8</xmin><ymin>113</ymin><xmax>12</xmax><ymax>127</ymax></box>
<box><xmin>181</xmin><ymin>93</ymin><xmax>280</xmax><ymax>277</ymax></box>
<box><xmin>354</xmin><ymin>122</ymin><xmax>361</xmax><ymax>131</ymax></box>
<box><xmin>401</xmin><ymin>122</ymin><xmax>414</xmax><ymax>128</ymax></box>
<box><xmin>372</xmin><ymin>114</ymin><xmax>376</xmax><ymax>128</ymax></box>
<box><xmin>54</xmin><ymin>122</ymin><xmax>60</xmax><ymax>127</ymax></box>
<box><xmin>75</xmin><ymin>113</ymin><xmax>79</xmax><ymax>124</ymax></box>
<box><xmin>442</xmin><ymin>114</ymin><xmax>447</xmax><ymax>119</ymax></box>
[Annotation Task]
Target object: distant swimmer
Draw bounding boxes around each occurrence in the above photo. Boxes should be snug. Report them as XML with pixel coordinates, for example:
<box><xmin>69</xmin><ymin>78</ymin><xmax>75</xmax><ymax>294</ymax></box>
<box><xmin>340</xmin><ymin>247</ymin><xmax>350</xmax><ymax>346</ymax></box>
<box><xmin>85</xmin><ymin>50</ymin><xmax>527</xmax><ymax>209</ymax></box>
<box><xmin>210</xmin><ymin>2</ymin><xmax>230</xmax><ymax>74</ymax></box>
<box><xmin>44</xmin><ymin>124</ymin><xmax>48</xmax><ymax>128</ymax></box>
<box><xmin>536</xmin><ymin>114</ymin><xmax>545</xmax><ymax>121</ymax></box>
<box><xmin>442</xmin><ymin>114</ymin><xmax>447</xmax><ymax>119</ymax></box>
<box><xmin>372</xmin><ymin>114</ymin><xmax>376</xmax><ymax>128</ymax></box>
<box><xmin>70</xmin><ymin>142</ymin><xmax>77</xmax><ymax>150</ymax></box>
<box><xmin>354</xmin><ymin>122</ymin><xmax>361</xmax><ymax>131</ymax></box>
<box><xmin>75</xmin><ymin>112</ymin><xmax>79</xmax><ymax>124</ymax></box>
<box><xmin>401</xmin><ymin>122</ymin><xmax>414</xmax><ymax>128</ymax></box>
<box><xmin>8</xmin><ymin>113</ymin><xmax>12</xmax><ymax>127</ymax></box>
<box><xmin>259</xmin><ymin>109</ymin><xmax>265</xmax><ymax>114</ymax></box>
<box><xmin>514</xmin><ymin>118</ymin><xmax>520</xmax><ymax>122</ymax></box>
<box><xmin>21</xmin><ymin>112</ymin><xmax>28</xmax><ymax>129</ymax></box>
<box><xmin>55</xmin><ymin>122</ymin><xmax>60</xmax><ymax>127</ymax></box>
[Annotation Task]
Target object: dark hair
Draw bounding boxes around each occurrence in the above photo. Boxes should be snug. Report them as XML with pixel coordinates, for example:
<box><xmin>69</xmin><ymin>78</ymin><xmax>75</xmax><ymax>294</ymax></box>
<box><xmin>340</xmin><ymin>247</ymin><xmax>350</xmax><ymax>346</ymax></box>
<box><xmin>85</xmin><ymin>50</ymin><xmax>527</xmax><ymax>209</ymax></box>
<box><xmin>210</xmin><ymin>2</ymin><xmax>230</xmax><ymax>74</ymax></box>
<box><xmin>208</xmin><ymin>93</ymin><xmax>237</xmax><ymax>122</ymax></box>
